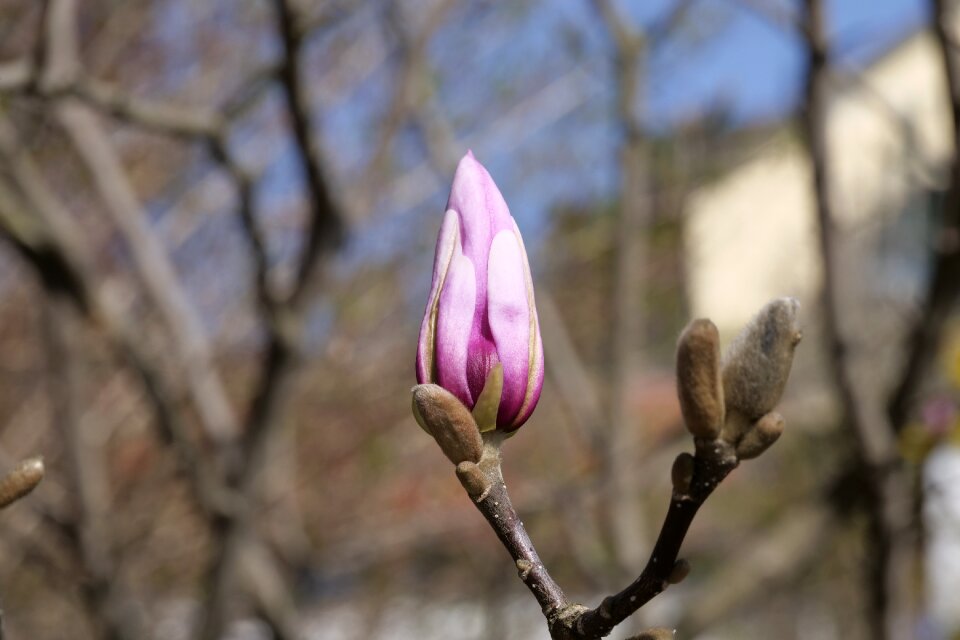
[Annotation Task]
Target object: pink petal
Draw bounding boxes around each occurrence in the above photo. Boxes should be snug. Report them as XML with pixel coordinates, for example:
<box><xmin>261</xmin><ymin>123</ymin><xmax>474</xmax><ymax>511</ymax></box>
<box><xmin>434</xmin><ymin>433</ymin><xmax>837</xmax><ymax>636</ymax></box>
<box><xmin>507</xmin><ymin>220</ymin><xmax>543</xmax><ymax>429</ymax></box>
<box><xmin>416</xmin><ymin>210</ymin><xmax>460</xmax><ymax>384</ymax></box>
<box><xmin>487</xmin><ymin>230</ymin><xmax>531</xmax><ymax>426</ymax></box>
<box><xmin>447</xmin><ymin>153</ymin><xmax>514</xmax><ymax>301</ymax></box>
<box><xmin>435</xmin><ymin>251</ymin><xmax>478</xmax><ymax>408</ymax></box>
<box><xmin>448</xmin><ymin>154</ymin><xmax>493</xmax><ymax>262</ymax></box>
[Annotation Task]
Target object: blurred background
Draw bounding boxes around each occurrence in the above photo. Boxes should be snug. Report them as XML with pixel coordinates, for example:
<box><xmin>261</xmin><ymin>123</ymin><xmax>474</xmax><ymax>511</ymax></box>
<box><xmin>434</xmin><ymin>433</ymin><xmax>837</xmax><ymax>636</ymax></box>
<box><xmin>0</xmin><ymin>0</ymin><xmax>958</xmax><ymax>638</ymax></box>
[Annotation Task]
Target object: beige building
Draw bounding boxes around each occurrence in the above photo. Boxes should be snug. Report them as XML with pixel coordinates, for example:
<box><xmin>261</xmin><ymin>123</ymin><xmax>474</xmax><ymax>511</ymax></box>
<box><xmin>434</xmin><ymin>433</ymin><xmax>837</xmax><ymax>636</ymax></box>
<box><xmin>684</xmin><ymin>28</ymin><xmax>953</xmax><ymax>333</ymax></box>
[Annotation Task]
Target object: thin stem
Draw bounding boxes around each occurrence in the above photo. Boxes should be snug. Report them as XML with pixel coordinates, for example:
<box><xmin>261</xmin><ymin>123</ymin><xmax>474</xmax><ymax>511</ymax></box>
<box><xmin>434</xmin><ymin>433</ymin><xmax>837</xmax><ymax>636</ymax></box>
<box><xmin>467</xmin><ymin>441</ymin><xmax>568</xmax><ymax>617</ymax></box>
<box><xmin>570</xmin><ymin>440</ymin><xmax>737</xmax><ymax>639</ymax></box>
<box><xmin>458</xmin><ymin>435</ymin><xmax>739</xmax><ymax>640</ymax></box>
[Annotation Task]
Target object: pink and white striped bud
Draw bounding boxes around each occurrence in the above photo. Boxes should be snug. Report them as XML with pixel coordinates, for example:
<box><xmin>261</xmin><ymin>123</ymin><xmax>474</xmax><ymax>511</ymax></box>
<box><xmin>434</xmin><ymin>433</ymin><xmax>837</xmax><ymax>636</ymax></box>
<box><xmin>416</xmin><ymin>152</ymin><xmax>544</xmax><ymax>432</ymax></box>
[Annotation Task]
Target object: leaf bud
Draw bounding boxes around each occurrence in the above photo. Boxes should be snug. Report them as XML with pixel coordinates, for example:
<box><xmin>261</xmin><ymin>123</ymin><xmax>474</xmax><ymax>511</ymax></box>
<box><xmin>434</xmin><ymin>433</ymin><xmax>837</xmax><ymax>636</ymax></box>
<box><xmin>676</xmin><ymin>319</ymin><xmax>725</xmax><ymax>439</ymax></box>
<box><xmin>412</xmin><ymin>384</ymin><xmax>483</xmax><ymax>464</ymax></box>
<box><xmin>735</xmin><ymin>411</ymin><xmax>785</xmax><ymax>460</ymax></box>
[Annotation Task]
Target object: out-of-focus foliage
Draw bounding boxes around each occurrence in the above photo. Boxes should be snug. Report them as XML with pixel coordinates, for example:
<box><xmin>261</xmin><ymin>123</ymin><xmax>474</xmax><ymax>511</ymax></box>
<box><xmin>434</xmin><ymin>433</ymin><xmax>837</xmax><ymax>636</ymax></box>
<box><xmin>0</xmin><ymin>0</ymin><xmax>956</xmax><ymax>639</ymax></box>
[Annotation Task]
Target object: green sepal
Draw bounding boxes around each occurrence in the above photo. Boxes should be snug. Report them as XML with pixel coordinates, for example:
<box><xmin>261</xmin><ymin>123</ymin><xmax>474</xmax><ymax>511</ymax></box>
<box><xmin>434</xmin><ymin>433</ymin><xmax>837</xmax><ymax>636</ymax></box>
<box><xmin>472</xmin><ymin>364</ymin><xmax>503</xmax><ymax>433</ymax></box>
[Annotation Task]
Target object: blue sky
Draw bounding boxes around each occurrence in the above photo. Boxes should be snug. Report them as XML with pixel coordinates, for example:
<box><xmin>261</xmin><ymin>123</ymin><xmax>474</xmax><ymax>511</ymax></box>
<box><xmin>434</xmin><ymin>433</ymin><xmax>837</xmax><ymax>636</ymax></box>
<box><xmin>279</xmin><ymin>0</ymin><xmax>934</xmax><ymax>281</ymax></box>
<box><xmin>646</xmin><ymin>0</ymin><xmax>928</xmax><ymax>125</ymax></box>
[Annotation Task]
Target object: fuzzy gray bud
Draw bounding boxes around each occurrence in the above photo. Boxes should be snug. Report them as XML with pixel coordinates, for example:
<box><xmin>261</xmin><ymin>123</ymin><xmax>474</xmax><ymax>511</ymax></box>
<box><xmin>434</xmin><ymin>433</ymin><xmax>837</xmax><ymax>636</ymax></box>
<box><xmin>721</xmin><ymin>298</ymin><xmax>801</xmax><ymax>441</ymax></box>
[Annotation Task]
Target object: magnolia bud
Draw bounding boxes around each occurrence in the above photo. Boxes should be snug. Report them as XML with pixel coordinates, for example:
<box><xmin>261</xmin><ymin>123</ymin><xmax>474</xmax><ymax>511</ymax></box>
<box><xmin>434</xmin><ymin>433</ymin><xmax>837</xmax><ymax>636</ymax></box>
<box><xmin>412</xmin><ymin>384</ymin><xmax>483</xmax><ymax>465</ymax></box>
<box><xmin>416</xmin><ymin>152</ymin><xmax>544</xmax><ymax>432</ymax></box>
<box><xmin>722</xmin><ymin>298</ymin><xmax>801</xmax><ymax>442</ymax></box>
<box><xmin>676</xmin><ymin>319</ymin><xmax>725</xmax><ymax>439</ymax></box>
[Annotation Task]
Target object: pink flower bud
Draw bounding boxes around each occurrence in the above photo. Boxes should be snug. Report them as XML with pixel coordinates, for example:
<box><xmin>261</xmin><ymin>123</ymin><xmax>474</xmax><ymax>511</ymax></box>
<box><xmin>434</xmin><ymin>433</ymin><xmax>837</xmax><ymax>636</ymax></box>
<box><xmin>416</xmin><ymin>152</ymin><xmax>544</xmax><ymax>431</ymax></box>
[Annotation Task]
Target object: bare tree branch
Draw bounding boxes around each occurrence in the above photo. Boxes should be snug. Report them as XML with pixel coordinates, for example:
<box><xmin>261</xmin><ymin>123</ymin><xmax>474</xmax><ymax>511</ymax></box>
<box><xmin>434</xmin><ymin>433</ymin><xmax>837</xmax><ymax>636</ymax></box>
<box><xmin>799</xmin><ymin>3</ymin><xmax>916</xmax><ymax>638</ymax></box>
<box><xmin>0</xmin><ymin>141</ymin><xmax>234</xmax><ymax>522</ymax></box>
<box><xmin>354</xmin><ymin>0</ymin><xmax>455</xmax><ymax>216</ymax></box>
<box><xmin>274</xmin><ymin>0</ymin><xmax>345</xmax><ymax>305</ymax></box>
<box><xmin>888</xmin><ymin>0</ymin><xmax>960</xmax><ymax>430</ymax></box>
<box><xmin>195</xmin><ymin>2</ymin><xmax>352</xmax><ymax>637</ymax></box>
<box><xmin>74</xmin><ymin>80</ymin><xmax>223</xmax><ymax>139</ymax></box>
<box><xmin>567</xmin><ymin>441</ymin><xmax>737</xmax><ymax>639</ymax></box>
<box><xmin>592</xmin><ymin>0</ymin><xmax>652</xmax><ymax>574</ymax></box>
<box><xmin>57</xmin><ymin>100</ymin><xmax>240</xmax><ymax>446</ymax></box>
<box><xmin>43</xmin><ymin>293</ymin><xmax>146</xmax><ymax>640</ymax></box>
<box><xmin>450</xmin><ymin>425</ymin><xmax>741</xmax><ymax>639</ymax></box>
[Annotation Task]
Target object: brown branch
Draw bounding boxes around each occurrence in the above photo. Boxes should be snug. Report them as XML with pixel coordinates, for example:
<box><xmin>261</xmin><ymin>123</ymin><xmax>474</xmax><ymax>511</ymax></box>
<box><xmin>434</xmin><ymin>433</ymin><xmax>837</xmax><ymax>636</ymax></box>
<box><xmin>355</xmin><ymin>0</ymin><xmax>455</xmax><ymax>217</ymax></box>
<box><xmin>274</xmin><ymin>0</ymin><xmax>345</xmax><ymax>305</ymax></box>
<box><xmin>2</xmin><ymin>4</ymin><xmax>320</xmax><ymax>637</ymax></box>
<box><xmin>723</xmin><ymin>0</ymin><xmax>809</xmax><ymax>39</ymax></box>
<box><xmin>195</xmin><ymin>2</ymin><xmax>351</xmax><ymax>637</ymax></box>
<box><xmin>0</xmin><ymin>105</ymin><xmax>295</xmax><ymax>640</ymax></box>
<box><xmin>74</xmin><ymin>79</ymin><xmax>223</xmax><ymax>139</ymax></box>
<box><xmin>43</xmin><ymin>293</ymin><xmax>145</xmax><ymax>640</ymax></box>
<box><xmin>208</xmin><ymin>137</ymin><xmax>276</xmax><ymax>316</ymax></box>
<box><xmin>888</xmin><ymin>0</ymin><xmax>960</xmax><ymax>430</ymax></box>
<box><xmin>0</xmin><ymin>61</ymin><xmax>224</xmax><ymax>142</ymax></box>
<box><xmin>566</xmin><ymin>440</ymin><xmax>737</xmax><ymax>639</ymax></box>
<box><xmin>800</xmin><ymin>3</ymin><xmax>916</xmax><ymax>638</ymax></box>
<box><xmin>41</xmin><ymin>0</ymin><xmax>241</xmax><ymax>451</ymax></box>
<box><xmin>463</xmin><ymin>451</ymin><xmax>570</xmax><ymax>617</ymax></box>
<box><xmin>419</xmin><ymin>299</ymin><xmax>800</xmax><ymax>638</ymax></box>
<box><xmin>592</xmin><ymin>0</ymin><xmax>652</xmax><ymax>573</ymax></box>
<box><xmin>456</xmin><ymin>434</ymin><xmax>739</xmax><ymax>640</ymax></box>
<box><xmin>0</xmin><ymin>146</ymin><xmax>234</xmax><ymax>522</ymax></box>
<box><xmin>57</xmin><ymin>100</ymin><xmax>240</xmax><ymax>446</ymax></box>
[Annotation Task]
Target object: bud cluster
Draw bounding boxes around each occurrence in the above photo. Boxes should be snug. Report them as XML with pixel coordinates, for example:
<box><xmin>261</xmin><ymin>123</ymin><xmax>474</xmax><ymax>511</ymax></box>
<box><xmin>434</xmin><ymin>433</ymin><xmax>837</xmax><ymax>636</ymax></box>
<box><xmin>675</xmin><ymin>298</ymin><xmax>802</xmax><ymax>463</ymax></box>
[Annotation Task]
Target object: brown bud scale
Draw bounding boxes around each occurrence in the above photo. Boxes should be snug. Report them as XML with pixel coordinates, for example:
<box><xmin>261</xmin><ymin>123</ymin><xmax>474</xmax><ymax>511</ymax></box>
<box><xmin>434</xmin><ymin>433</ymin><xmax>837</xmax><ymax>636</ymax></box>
<box><xmin>412</xmin><ymin>384</ymin><xmax>483</xmax><ymax>464</ymax></box>
<box><xmin>676</xmin><ymin>319</ymin><xmax>725</xmax><ymax>439</ymax></box>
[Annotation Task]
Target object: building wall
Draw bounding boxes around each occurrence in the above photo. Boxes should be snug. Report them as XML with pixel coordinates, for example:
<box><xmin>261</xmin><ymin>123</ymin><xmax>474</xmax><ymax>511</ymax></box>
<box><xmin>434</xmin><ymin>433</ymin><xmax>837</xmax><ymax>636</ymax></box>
<box><xmin>684</xmin><ymin>30</ymin><xmax>952</xmax><ymax>334</ymax></box>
